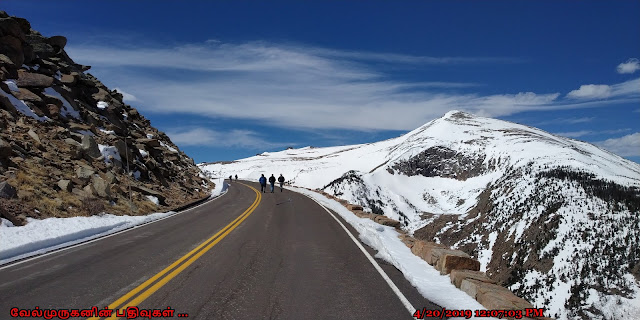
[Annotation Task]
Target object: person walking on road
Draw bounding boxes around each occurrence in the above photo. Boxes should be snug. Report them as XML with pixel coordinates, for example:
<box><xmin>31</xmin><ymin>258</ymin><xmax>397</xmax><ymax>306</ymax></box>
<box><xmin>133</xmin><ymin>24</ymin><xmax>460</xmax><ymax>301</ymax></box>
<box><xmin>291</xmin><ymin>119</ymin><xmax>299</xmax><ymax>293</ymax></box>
<box><xmin>277</xmin><ymin>174</ymin><xmax>285</xmax><ymax>192</ymax></box>
<box><xmin>268</xmin><ymin>174</ymin><xmax>276</xmax><ymax>193</ymax></box>
<box><xmin>259</xmin><ymin>174</ymin><xmax>267</xmax><ymax>193</ymax></box>
<box><xmin>235</xmin><ymin>174</ymin><xmax>238</xmax><ymax>181</ymax></box>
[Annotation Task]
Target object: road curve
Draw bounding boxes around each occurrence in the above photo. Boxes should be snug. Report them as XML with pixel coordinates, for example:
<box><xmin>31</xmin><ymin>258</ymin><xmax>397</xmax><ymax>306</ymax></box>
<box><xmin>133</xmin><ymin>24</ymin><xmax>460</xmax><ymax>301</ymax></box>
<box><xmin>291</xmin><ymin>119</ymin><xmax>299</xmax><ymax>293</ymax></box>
<box><xmin>0</xmin><ymin>181</ymin><xmax>441</xmax><ymax>319</ymax></box>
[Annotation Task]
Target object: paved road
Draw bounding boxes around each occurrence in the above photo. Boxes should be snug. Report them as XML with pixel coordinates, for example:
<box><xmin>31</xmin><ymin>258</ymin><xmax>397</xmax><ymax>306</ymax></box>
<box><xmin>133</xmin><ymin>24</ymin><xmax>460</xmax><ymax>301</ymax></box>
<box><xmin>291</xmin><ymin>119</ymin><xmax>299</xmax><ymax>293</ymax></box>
<box><xmin>0</xmin><ymin>182</ymin><xmax>441</xmax><ymax>319</ymax></box>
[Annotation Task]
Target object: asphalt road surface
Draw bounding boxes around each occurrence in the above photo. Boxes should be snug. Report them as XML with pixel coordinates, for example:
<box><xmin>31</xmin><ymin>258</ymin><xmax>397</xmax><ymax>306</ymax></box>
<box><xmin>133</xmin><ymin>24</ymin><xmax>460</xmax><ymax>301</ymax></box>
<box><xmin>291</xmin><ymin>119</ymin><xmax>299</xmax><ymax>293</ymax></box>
<box><xmin>0</xmin><ymin>181</ymin><xmax>442</xmax><ymax>319</ymax></box>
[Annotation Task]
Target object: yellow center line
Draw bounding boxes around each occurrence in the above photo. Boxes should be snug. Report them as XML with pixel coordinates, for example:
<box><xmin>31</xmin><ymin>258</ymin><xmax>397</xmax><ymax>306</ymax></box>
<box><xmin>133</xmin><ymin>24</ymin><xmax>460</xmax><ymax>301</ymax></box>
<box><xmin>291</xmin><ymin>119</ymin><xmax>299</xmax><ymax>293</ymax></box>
<box><xmin>88</xmin><ymin>183</ymin><xmax>261</xmax><ymax>320</ymax></box>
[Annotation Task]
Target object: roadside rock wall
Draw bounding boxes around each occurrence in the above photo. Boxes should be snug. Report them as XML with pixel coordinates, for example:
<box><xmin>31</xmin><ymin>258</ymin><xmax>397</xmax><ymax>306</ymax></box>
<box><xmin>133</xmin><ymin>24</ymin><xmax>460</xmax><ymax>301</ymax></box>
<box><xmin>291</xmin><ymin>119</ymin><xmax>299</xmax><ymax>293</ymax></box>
<box><xmin>0</xmin><ymin>11</ymin><xmax>211</xmax><ymax>224</ymax></box>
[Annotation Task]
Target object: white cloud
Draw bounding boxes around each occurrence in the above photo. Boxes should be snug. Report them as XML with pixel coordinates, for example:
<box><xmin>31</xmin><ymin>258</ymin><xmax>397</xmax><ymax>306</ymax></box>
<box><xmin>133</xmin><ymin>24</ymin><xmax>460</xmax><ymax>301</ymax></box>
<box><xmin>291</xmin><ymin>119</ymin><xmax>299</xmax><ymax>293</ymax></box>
<box><xmin>113</xmin><ymin>88</ymin><xmax>138</xmax><ymax>102</ymax></box>
<box><xmin>167</xmin><ymin>127</ymin><xmax>293</xmax><ymax>149</ymax></box>
<box><xmin>595</xmin><ymin>132</ymin><xmax>640</xmax><ymax>157</ymax></box>
<box><xmin>566</xmin><ymin>84</ymin><xmax>612</xmax><ymax>99</ymax></box>
<box><xmin>65</xmin><ymin>41</ymin><xmax>640</xmax><ymax>131</ymax></box>
<box><xmin>617</xmin><ymin>58</ymin><xmax>640</xmax><ymax>74</ymax></box>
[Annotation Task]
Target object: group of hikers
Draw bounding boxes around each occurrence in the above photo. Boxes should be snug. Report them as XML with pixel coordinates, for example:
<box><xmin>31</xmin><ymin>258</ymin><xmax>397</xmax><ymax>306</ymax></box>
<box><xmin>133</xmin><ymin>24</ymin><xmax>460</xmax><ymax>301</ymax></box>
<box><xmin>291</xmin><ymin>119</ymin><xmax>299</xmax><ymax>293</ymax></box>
<box><xmin>227</xmin><ymin>173</ymin><xmax>286</xmax><ymax>193</ymax></box>
<box><xmin>259</xmin><ymin>174</ymin><xmax>286</xmax><ymax>193</ymax></box>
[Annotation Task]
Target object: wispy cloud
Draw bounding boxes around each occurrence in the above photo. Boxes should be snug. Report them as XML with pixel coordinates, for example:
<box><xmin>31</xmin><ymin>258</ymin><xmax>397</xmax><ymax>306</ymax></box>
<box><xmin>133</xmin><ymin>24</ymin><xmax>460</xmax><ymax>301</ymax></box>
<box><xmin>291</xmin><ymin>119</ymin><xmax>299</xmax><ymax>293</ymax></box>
<box><xmin>555</xmin><ymin>128</ymin><xmax>631</xmax><ymax>138</ymax></box>
<box><xmin>537</xmin><ymin>117</ymin><xmax>595</xmax><ymax>125</ymax></box>
<box><xmin>554</xmin><ymin>130</ymin><xmax>594</xmax><ymax>138</ymax></box>
<box><xmin>595</xmin><ymin>132</ymin><xmax>640</xmax><ymax>157</ymax></box>
<box><xmin>167</xmin><ymin>127</ymin><xmax>294</xmax><ymax>149</ymax></box>
<box><xmin>67</xmin><ymin>40</ymin><xmax>640</xmax><ymax>131</ymax></box>
<box><xmin>617</xmin><ymin>58</ymin><xmax>640</xmax><ymax>74</ymax></box>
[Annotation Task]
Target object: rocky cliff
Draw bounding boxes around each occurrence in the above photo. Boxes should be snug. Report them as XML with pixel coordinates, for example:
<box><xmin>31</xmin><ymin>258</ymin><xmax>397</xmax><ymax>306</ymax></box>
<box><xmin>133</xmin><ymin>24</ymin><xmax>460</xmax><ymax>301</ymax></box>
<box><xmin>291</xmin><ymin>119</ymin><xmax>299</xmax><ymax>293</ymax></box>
<box><xmin>0</xmin><ymin>11</ymin><xmax>211</xmax><ymax>225</ymax></box>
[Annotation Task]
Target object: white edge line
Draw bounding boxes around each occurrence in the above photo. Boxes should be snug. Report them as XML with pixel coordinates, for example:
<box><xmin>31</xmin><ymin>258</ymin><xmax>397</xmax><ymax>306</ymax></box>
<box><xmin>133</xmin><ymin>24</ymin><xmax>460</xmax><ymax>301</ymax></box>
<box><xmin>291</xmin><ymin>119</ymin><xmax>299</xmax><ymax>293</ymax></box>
<box><xmin>304</xmin><ymin>194</ymin><xmax>417</xmax><ymax>316</ymax></box>
<box><xmin>0</xmin><ymin>190</ymin><xmax>229</xmax><ymax>271</ymax></box>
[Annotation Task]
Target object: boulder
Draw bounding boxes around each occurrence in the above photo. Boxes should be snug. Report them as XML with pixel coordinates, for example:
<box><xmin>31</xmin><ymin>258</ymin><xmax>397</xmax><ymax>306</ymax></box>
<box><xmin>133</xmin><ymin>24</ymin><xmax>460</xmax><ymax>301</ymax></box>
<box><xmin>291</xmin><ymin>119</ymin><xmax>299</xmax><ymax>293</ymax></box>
<box><xmin>436</xmin><ymin>254</ymin><xmax>481</xmax><ymax>275</ymax></box>
<box><xmin>83</xmin><ymin>184</ymin><xmax>96</xmax><ymax>197</ymax></box>
<box><xmin>430</xmin><ymin>248</ymin><xmax>470</xmax><ymax>266</ymax></box>
<box><xmin>0</xmin><ymin>17</ymin><xmax>25</xmax><ymax>41</ymax></box>
<box><xmin>91</xmin><ymin>88</ymin><xmax>110</xmax><ymax>102</ymax></box>
<box><xmin>92</xmin><ymin>176</ymin><xmax>111</xmax><ymax>198</ymax></box>
<box><xmin>26</xmin><ymin>35</ymin><xmax>54</xmax><ymax>59</ymax></box>
<box><xmin>12</xmin><ymin>87</ymin><xmax>42</xmax><ymax>102</ymax></box>
<box><xmin>46</xmin><ymin>35</ymin><xmax>67</xmax><ymax>49</ymax></box>
<box><xmin>16</xmin><ymin>70</ymin><xmax>54</xmax><ymax>87</ymax></box>
<box><xmin>398</xmin><ymin>234</ymin><xmax>416</xmax><ymax>248</ymax></box>
<box><xmin>0</xmin><ymin>137</ymin><xmax>11</xmax><ymax>159</ymax></box>
<box><xmin>104</xmin><ymin>171</ymin><xmax>117</xmax><ymax>184</ymax></box>
<box><xmin>57</xmin><ymin>179</ymin><xmax>72</xmax><ymax>192</ymax></box>
<box><xmin>135</xmin><ymin>138</ymin><xmax>161</xmax><ymax>148</ymax></box>
<box><xmin>347</xmin><ymin>204</ymin><xmax>364</xmax><ymax>211</ymax></box>
<box><xmin>374</xmin><ymin>215</ymin><xmax>402</xmax><ymax>228</ymax></box>
<box><xmin>64</xmin><ymin>137</ymin><xmax>81</xmax><ymax>148</ymax></box>
<box><xmin>0</xmin><ymin>181</ymin><xmax>17</xmax><ymax>198</ymax></box>
<box><xmin>0</xmin><ymin>53</ymin><xmax>18</xmax><ymax>78</ymax></box>
<box><xmin>46</xmin><ymin>104</ymin><xmax>61</xmax><ymax>118</ymax></box>
<box><xmin>411</xmin><ymin>241</ymin><xmax>448</xmax><ymax>264</ymax></box>
<box><xmin>0</xmin><ymin>203</ymin><xmax>26</xmax><ymax>226</ymax></box>
<box><xmin>460</xmin><ymin>278</ymin><xmax>510</xmax><ymax>300</ymax></box>
<box><xmin>0</xmin><ymin>35</ymin><xmax>24</xmax><ymax>66</ymax></box>
<box><xmin>81</xmin><ymin>134</ymin><xmax>101</xmax><ymax>159</ymax></box>
<box><xmin>59</xmin><ymin>73</ymin><xmax>76</xmax><ymax>85</ymax></box>
<box><xmin>450</xmin><ymin>269</ymin><xmax>496</xmax><ymax>288</ymax></box>
<box><xmin>0</xmin><ymin>94</ymin><xmax>18</xmax><ymax>116</ymax></box>
<box><xmin>13</xmin><ymin>17</ymin><xmax>31</xmax><ymax>34</ymax></box>
<box><xmin>75</xmin><ymin>164</ymin><xmax>95</xmax><ymax>182</ymax></box>
<box><xmin>27</xmin><ymin>129</ymin><xmax>41</xmax><ymax>145</ymax></box>
<box><xmin>474</xmin><ymin>282</ymin><xmax>534</xmax><ymax>311</ymax></box>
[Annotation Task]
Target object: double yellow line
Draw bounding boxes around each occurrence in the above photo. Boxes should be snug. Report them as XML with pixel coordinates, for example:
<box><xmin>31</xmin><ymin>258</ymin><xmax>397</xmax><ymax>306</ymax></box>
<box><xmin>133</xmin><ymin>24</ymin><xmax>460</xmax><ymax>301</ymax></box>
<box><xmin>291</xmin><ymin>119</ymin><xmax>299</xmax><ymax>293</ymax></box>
<box><xmin>89</xmin><ymin>183</ymin><xmax>261</xmax><ymax>320</ymax></box>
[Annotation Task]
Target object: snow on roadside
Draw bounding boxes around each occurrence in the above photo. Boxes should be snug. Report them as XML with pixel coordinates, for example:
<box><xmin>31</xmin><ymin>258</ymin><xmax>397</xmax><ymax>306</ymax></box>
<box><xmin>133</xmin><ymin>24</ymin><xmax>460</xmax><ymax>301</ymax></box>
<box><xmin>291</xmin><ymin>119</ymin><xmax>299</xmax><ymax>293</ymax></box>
<box><xmin>291</xmin><ymin>187</ymin><xmax>497</xmax><ymax>317</ymax></box>
<box><xmin>0</xmin><ymin>211</ymin><xmax>175</xmax><ymax>265</ymax></box>
<box><xmin>209</xmin><ymin>178</ymin><xmax>228</xmax><ymax>198</ymax></box>
<box><xmin>1</xmin><ymin>178</ymin><xmax>228</xmax><ymax>266</ymax></box>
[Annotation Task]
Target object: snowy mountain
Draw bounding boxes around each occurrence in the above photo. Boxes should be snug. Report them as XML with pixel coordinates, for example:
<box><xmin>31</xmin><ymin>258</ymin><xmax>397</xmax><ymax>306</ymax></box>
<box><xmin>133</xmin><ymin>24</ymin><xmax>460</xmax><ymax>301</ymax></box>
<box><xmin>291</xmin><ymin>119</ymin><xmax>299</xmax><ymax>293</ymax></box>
<box><xmin>200</xmin><ymin>110</ymin><xmax>640</xmax><ymax>320</ymax></box>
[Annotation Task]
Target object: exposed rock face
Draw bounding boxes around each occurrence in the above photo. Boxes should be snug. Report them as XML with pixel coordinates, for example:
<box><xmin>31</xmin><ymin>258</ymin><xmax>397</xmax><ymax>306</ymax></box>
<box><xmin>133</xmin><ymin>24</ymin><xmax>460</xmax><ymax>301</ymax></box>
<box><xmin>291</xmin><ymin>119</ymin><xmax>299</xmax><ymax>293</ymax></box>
<box><xmin>392</xmin><ymin>146</ymin><xmax>486</xmax><ymax>180</ymax></box>
<box><xmin>0</xmin><ymin>11</ymin><xmax>211</xmax><ymax>220</ymax></box>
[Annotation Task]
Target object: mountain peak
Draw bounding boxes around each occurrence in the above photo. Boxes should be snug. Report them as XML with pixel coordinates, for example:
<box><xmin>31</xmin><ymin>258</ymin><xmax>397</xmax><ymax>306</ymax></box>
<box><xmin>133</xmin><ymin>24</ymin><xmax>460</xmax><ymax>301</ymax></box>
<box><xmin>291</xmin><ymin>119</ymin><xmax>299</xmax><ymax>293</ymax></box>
<box><xmin>442</xmin><ymin>110</ymin><xmax>474</xmax><ymax>119</ymax></box>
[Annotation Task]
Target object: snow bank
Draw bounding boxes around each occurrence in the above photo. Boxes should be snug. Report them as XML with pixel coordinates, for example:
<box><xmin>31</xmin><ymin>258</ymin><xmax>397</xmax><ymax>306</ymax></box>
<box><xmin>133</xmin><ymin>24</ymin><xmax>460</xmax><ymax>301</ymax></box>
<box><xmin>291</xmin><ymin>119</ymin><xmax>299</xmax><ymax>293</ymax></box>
<box><xmin>209</xmin><ymin>178</ymin><xmax>228</xmax><ymax>198</ymax></box>
<box><xmin>0</xmin><ymin>211</ymin><xmax>175</xmax><ymax>265</ymax></box>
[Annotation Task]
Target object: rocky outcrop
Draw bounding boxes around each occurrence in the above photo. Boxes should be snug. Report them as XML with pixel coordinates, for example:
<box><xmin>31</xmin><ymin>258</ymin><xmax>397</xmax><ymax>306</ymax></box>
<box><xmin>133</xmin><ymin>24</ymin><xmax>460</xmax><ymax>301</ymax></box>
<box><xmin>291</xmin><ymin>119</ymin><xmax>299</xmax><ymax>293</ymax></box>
<box><xmin>0</xmin><ymin>11</ymin><xmax>211</xmax><ymax>220</ymax></box>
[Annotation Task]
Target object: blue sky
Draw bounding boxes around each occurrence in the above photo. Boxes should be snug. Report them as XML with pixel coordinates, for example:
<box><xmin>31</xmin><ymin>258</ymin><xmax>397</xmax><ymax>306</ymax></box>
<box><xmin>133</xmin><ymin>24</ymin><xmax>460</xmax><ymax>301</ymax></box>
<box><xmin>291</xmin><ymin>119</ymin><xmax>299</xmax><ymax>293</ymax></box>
<box><xmin>4</xmin><ymin>1</ymin><xmax>639</xmax><ymax>163</ymax></box>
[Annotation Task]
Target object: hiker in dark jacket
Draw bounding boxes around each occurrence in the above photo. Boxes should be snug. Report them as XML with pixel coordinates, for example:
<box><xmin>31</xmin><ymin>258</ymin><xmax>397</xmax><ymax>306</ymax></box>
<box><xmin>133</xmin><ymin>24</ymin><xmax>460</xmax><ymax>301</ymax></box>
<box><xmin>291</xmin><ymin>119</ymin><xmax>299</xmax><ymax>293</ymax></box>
<box><xmin>259</xmin><ymin>174</ymin><xmax>267</xmax><ymax>193</ymax></box>
<box><xmin>277</xmin><ymin>174</ymin><xmax>285</xmax><ymax>192</ymax></box>
<box><xmin>268</xmin><ymin>174</ymin><xmax>276</xmax><ymax>193</ymax></box>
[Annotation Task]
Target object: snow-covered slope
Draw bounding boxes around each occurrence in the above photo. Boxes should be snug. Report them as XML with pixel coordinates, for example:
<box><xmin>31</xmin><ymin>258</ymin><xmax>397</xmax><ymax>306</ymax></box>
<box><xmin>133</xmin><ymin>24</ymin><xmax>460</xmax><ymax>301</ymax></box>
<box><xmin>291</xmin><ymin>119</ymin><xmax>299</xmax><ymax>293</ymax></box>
<box><xmin>200</xmin><ymin>111</ymin><xmax>640</xmax><ymax>320</ymax></box>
